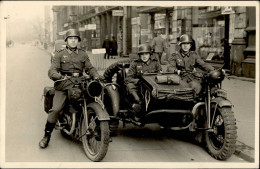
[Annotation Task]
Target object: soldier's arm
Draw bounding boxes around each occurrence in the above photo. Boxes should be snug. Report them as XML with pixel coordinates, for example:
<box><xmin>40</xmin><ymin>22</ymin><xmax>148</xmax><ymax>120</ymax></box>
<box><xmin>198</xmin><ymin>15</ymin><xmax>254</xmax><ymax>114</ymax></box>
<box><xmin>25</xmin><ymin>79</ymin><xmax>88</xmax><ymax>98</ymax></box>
<box><xmin>84</xmin><ymin>53</ymin><xmax>99</xmax><ymax>79</ymax></box>
<box><xmin>194</xmin><ymin>52</ymin><xmax>215</xmax><ymax>72</ymax></box>
<box><xmin>167</xmin><ymin>53</ymin><xmax>178</xmax><ymax>72</ymax></box>
<box><xmin>156</xmin><ymin>61</ymin><xmax>162</xmax><ymax>72</ymax></box>
<box><xmin>48</xmin><ymin>52</ymin><xmax>62</xmax><ymax>81</ymax></box>
<box><xmin>125</xmin><ymin>61</ymin><xmax>137</xmax><ymax>83</ymax></box>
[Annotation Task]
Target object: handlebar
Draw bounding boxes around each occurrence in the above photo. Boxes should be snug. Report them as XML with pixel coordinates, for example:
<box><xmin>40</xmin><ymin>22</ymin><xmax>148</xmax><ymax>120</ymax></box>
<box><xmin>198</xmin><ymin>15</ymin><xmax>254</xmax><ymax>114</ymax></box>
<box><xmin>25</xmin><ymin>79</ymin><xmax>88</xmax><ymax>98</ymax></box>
<box><xmin>54</xmin><ymin>75</ymin><xmax>92</xmax><ymax>84</ymax></box>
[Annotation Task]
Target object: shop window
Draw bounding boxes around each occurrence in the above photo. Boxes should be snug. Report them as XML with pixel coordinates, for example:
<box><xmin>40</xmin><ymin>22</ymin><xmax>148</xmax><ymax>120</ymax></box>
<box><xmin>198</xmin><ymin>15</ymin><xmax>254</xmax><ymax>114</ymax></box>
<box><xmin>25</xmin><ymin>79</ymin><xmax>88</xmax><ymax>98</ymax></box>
<box><xmin>193</xmin><ymin>10</ymin><xmax>225</xmax><ymax>62</ymax></box>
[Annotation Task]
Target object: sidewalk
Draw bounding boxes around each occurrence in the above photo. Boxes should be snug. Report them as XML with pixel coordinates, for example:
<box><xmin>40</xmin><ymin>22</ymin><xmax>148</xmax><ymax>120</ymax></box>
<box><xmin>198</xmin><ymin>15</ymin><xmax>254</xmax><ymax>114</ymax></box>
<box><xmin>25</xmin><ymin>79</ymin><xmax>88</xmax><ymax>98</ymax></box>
<box><xmin>41</xmin><ymin>45</ymin><xmax>256</xmax><ymax>162</ymax></box>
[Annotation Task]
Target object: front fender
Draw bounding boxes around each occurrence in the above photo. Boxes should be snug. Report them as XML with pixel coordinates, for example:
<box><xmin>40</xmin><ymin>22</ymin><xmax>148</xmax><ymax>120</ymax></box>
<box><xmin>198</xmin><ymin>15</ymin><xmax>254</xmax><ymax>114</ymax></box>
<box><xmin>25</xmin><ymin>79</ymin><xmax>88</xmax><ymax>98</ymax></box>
<box><xmin>105</xmin><ymin>84</ymin><xmax>120</xmax><ymax>117</ymax></box>
<box><xmin>211</xmin><ymin>97</ymin><xmax>233</xmax><ymax>108</ymax></box>
<box><xmin>86</xmin><ymin>102</ymin><xmax>110</xmax><ymax>121</ymax></box>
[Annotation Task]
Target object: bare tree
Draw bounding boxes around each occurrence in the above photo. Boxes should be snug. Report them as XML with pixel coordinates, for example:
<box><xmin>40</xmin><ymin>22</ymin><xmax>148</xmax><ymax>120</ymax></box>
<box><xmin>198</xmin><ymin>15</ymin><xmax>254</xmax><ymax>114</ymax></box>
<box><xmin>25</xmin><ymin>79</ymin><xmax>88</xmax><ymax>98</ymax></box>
<box><xmin>30</xmin><ymin>15</ymin><xmax>45</xmax><ymax>43</ymax></box>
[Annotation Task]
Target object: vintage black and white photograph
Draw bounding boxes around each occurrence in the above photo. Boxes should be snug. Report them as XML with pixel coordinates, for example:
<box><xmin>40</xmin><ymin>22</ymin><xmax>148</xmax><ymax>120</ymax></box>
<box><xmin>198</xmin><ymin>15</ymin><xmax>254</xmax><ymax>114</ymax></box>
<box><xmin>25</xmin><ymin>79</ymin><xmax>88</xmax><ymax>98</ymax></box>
<box><xmin>0</xmin><ymin>1</ymin><xmax>259</xmax><ymax>168</ymax></box>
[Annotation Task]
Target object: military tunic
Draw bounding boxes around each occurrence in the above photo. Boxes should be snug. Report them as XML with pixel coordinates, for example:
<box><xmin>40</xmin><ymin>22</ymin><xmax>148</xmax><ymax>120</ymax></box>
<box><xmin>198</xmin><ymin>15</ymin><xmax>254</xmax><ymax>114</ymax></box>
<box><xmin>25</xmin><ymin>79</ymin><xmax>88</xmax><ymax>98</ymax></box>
<box><xmin>167</xmin><ymin>51</ymin><xmax>214</xmax><ymax>73</ymax></box>
<box><xmin>47</xmin><ymin>46</ymin><xmax>99</xmax><ymax>123</ymax></box>
<box><xmin>126</xmin><ymin>58</ymin><xmax>162</xmax><ymax>93</ymax></box>
<box><xmin>49</xmin><ymin>46</ymin><xmax>98</xmax><ymax>81</ymax></box>
<box><xmin>167</xmin><ymin>50</ymin><xmax>214</xmax><ymax>95</ymax></box>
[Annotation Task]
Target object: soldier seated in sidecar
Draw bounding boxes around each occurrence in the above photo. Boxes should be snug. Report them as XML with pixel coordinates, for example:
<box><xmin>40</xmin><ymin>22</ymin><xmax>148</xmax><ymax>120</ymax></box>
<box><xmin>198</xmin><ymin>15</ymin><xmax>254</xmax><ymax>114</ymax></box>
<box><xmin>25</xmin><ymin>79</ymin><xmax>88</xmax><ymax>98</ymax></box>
<box><xmin>124</xmin><ymin>44</ymin><xmax>162</xmax><ymax>120</ymax></box>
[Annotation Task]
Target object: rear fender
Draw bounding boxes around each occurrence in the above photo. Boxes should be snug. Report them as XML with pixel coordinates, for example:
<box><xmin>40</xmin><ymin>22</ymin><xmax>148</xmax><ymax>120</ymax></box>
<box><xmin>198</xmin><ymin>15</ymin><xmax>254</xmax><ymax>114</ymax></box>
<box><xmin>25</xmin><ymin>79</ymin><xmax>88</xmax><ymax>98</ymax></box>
<box><xmin>211</xmin><ymin>97</ymin><xmax>233</xmax><ymax>108</ymax></box>
<box><xmin>86</xmin><ymin>102</ymin><xmax>110</xmax><ymax>121</ymax></box>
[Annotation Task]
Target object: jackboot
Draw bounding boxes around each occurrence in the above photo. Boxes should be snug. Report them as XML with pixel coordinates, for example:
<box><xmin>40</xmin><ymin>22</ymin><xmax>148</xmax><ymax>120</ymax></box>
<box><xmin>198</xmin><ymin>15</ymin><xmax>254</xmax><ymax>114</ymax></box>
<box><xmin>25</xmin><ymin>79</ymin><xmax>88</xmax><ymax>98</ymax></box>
<box><xmin>130</xmin><ymin>90</ymin><xmax>141</xmax><ymax>104</ymax></box>
<box><xmin>130</xmin><ymin>90</ymin><xmax>142</xmax><ymax>120</ymax></box>
<box><xmin>39</xmin><ymin>121</ymin><xmax>56</xmax><ymax>149</ymax></box>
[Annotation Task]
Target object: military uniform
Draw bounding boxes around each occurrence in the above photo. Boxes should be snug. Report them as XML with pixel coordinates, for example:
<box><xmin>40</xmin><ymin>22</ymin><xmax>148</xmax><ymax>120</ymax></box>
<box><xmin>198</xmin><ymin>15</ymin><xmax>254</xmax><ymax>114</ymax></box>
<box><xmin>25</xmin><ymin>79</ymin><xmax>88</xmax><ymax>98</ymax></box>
<box><xmin>125</xmin><ymin>57</ymin><xmax>162</xmax><ymax>102</ymax></box>
<box><xmin>151</xmin><ymin>36</ymin><xmax>166</xmax><ymax>63</ymax></box>
<box><xmin>168</xmin><ymin>50</ymin><xmax>214</xmax><ymax>72</ymax></box>
<box><xmin>39</xmin><ymin>29</ymin><xmax>99</xmax><ymax>149</ymax></box>
<box><xmin>47</xmin><ymin>46</ymin><xmax>99</xmax><ymax>123</ymax></box>
<box><xmin>167</xmin><ymin>50</ymin><xmax>214</xmax><ymax>94</ymax></box>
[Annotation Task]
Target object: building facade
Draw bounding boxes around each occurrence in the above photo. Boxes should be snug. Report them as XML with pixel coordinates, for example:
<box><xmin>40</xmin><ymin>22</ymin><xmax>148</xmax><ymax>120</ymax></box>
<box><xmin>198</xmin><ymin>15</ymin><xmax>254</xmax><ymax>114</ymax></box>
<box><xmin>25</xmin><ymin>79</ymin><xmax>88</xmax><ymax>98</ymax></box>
<box><xmin>51</xmin><ymin>6</ymin><xmax>256</xmax><ymax>78</ymax></box>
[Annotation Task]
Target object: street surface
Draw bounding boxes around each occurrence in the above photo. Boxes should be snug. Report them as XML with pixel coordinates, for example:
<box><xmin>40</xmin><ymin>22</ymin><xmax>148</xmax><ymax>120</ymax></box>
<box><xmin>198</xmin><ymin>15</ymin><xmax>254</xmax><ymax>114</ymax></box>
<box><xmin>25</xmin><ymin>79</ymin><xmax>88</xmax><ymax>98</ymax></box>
<box><xmin>3</xmin><ymin>44</ymin><xmax>255</xmax><ymax>164</ymax></box>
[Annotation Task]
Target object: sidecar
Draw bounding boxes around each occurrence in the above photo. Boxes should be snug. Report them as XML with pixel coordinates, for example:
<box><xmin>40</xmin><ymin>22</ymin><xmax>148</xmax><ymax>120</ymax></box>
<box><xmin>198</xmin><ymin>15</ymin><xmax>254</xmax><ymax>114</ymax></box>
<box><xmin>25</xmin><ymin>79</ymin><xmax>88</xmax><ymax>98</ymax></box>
<box><xmin>103</xmin><ymin>59</ymin><xmax>237</xmax><ymax>161</ymax></box>
<box><xmin>103</xmin><ymin>59</ymin><xmax>196</xmax><ymax>129</ymax></box>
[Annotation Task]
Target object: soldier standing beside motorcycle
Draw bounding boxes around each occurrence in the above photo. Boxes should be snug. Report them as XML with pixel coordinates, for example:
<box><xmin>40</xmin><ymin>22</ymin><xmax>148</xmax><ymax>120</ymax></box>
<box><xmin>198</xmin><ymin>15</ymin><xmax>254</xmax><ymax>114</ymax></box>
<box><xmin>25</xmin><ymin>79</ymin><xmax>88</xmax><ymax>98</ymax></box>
<box><xmin>125</xmin><ymin>44</ymin><xmax>162</xmax><ymax>120</ymax></box>
<box><xmin>167</xmin><ymin>34</ymin><xmax>215</xmax><ymax>97</ymax></box>
<box><xmin>39</xmin><ymin>29</ymin><xmax>100</xmax><ymax>149</ymax></box>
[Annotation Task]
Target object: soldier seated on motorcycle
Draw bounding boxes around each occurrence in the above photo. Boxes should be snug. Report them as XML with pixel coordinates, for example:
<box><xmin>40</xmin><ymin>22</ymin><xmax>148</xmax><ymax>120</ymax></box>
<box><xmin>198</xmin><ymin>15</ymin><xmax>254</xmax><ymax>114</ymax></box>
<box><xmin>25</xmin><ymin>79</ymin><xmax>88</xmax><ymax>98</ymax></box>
<box><xmin>39</xmin><ymin>29</ymin><xmax>100</xmax><ymax>149</ymax></box>
<box><xmin>167</xmin><ymin>34</ymin><xmax>215</xmax><ymax>97</ymax></box>
<box><xmin>125</xmin><ymin>44</ymin><xmax>162</xmax><ymax>120</ymax></box>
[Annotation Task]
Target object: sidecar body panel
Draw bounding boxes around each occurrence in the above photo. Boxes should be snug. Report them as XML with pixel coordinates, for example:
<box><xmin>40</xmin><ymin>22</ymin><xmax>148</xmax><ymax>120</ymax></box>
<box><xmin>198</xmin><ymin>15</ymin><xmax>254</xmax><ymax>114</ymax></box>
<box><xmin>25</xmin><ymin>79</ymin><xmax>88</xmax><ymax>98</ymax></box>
<box><xmin>143</xmin><ymin>109</ymin><xmax>193</xmax><ymax>127</ymax></box>
<box><xmin>141</xmin><ymin>74</ymin><xmax>194</xmax><ymax>101</ymax></box>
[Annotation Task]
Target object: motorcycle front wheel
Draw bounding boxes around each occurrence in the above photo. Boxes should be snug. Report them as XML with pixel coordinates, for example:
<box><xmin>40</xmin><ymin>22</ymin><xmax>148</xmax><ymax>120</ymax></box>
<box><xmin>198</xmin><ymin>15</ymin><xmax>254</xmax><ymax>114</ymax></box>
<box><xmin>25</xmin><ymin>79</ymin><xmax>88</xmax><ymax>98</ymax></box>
<box><xmin>81</xmin><ymin>107</ymin><xmax>109</xmax><ymax>162</ymax></box>
<box><xmin>205</xmin><ymin>106</ymin><xmax>237</xmax><ymax>160</ymax></box>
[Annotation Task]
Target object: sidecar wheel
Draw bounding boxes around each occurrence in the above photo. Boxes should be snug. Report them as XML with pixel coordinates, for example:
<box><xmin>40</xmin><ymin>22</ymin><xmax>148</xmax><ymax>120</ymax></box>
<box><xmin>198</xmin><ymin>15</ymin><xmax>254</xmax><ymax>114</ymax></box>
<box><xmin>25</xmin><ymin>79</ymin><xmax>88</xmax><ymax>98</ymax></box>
<box><xmin>81</xmin><ymin>108</ymin><xmax>109</xmax><ymax>162</ymax></box>
<box><xmin>205</xmin><ymin>107</ymin><xmax>237</xmax><ymax>160</ymax></box>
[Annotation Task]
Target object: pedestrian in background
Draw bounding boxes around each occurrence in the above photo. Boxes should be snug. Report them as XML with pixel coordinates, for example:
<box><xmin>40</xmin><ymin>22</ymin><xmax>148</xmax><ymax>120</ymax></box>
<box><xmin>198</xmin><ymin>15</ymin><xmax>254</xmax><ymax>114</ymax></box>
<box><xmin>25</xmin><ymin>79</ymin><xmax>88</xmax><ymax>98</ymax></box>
<box><xmin>111</xmin><ymin>36</ymin><xmax>118</xmax><ymax>59</ymax></box>
<box><xmin>151</xmin><ymin>31</ymin><xmax>166</xmax><ymax>64</ymax></box>
<box><xmin>102</xmin><ymin>35</ymin><xmax>112</xmax><ymax>59</ymax></box>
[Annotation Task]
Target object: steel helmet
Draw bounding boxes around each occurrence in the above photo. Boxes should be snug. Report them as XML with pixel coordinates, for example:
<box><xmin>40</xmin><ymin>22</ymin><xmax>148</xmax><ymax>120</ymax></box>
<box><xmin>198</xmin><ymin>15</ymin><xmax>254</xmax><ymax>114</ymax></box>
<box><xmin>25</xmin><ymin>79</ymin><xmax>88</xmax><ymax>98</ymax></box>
<box><xmin>65</xmin><ymin>29</ymin><xmax>81</xmax><ymax>42</ymax></box>
<box><xmin>178</xmin><ymin>34</ymin><xmax>192</xmax><ymax>46</ymax></box>
<box><xmin>138</xmin><ymin>44</ymin><xmax>152</xmax><ymax>55</ymax></box>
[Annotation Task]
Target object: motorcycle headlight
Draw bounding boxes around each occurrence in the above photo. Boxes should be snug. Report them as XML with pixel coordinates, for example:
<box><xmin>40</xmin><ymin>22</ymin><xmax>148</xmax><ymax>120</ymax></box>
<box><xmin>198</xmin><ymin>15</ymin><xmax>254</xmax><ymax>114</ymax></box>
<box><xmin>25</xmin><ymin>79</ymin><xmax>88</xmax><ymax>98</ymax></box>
<box><xmin>209</xmin><ymin>70</ymin><xmax>225</xmax><ymax>84</ymax></box>
<box><xmin>86</xmin><ymin>81</ymin><xmax>102</xmax><ymax>98</ymax></box>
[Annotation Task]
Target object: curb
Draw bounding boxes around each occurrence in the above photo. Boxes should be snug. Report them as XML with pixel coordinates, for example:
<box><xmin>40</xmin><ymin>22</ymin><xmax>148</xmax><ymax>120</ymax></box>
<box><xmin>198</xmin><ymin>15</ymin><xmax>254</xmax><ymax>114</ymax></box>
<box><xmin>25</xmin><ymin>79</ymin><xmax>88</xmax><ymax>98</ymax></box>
<box><xmin>227</xmin><ymin>75</ymin><xmax>255</xmax><ymax>83</ymax></box>
<box><xmin>234</xmin><ymin>140</ymin><xmax>255</xmax><ymax>162</ymax></box>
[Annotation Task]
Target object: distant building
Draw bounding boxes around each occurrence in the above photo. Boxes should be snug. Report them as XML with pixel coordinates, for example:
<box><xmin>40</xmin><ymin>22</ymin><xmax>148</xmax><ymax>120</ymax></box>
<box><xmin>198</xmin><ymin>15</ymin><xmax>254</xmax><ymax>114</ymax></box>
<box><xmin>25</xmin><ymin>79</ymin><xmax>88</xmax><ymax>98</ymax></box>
<box><xmin>51</xmin><ymin>6</ymin><xmax>255</xmax><ymax>78</ymax></box>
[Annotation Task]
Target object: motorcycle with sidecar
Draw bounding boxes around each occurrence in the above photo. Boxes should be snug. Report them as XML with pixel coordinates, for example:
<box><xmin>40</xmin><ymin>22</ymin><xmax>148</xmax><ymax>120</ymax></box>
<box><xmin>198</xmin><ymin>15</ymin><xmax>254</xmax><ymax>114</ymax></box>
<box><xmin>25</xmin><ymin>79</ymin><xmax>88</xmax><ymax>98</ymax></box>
<box><xmin>43</xmin><ymin>76</ymin><xmax>110</xmax><ymax>162</ymax></box>
<box><xmin>102</xmin><ymin>59</ymin><xmax>237</xmax><ymax>160</ymax></box>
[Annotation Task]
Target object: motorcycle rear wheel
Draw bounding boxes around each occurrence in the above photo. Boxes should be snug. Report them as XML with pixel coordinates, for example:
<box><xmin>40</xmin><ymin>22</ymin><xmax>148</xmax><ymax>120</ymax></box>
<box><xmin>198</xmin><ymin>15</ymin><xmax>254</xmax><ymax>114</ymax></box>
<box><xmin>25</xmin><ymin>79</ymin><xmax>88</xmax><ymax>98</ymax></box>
<box><xmin>81</xmin><ymin>108</ymin><xmax>109</xmax><ymax>162</ymax></box>
<box><xmin>205</xmin><ymin>107</ymin><xmax>237</xmax><ymax>160</ymax></box>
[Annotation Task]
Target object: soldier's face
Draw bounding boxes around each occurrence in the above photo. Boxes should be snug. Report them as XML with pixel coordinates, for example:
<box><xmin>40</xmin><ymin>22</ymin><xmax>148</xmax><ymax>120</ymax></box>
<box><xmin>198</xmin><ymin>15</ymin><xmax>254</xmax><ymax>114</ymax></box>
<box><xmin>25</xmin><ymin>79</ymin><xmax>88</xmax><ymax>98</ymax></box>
<box><xmin>67</xmin><ymin>37</ymin><xmax>79</xmax><ymax>48</ymax></box>
<box><xmin>181</xmin><ymin>43</ymin><xmax>191</xmax><ymax>52</ymax></box>
<box><xmin>140</xmin><ymin>53</ymin><xmax>150</xmax><ymax>62</ymax></box>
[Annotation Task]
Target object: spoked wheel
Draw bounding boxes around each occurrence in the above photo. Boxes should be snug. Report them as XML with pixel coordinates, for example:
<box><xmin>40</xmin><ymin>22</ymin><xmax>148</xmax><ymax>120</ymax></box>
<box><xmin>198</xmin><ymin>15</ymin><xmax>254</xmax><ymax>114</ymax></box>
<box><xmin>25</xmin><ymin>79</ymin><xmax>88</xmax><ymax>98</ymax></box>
<box><xmin>205</xmin><ymin>106</ymin><xmax>237</xmax><ymax>160</ymax></box>
<box><xmin>81</xmin><ymin>108</ymin><xmax>109</xmax><ymax>162</ymax></box>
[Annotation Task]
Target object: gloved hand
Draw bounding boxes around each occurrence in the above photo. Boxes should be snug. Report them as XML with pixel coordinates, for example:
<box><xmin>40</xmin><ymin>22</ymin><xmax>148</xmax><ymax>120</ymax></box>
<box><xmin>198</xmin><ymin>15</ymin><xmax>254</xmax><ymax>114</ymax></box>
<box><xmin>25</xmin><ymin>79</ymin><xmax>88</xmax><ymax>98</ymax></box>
<box><xmin>222</xmin><ymin>69</ymin><xmax>226</xmax><ymax>75</ymax></box>
<box><xmin>174</xmin><ymin>69</ymin><xmax>181</xmax><ymax>75</ymax></box>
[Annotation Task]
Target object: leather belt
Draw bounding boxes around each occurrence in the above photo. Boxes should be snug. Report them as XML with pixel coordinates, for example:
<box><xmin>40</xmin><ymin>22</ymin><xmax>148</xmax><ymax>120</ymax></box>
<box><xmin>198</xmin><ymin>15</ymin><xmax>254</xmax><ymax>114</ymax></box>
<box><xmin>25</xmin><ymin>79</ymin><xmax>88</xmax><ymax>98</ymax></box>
<box><xmin>61</xmin><ymin>72</ymin><xmax>83</xmax><ymax>77</ymax></box>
